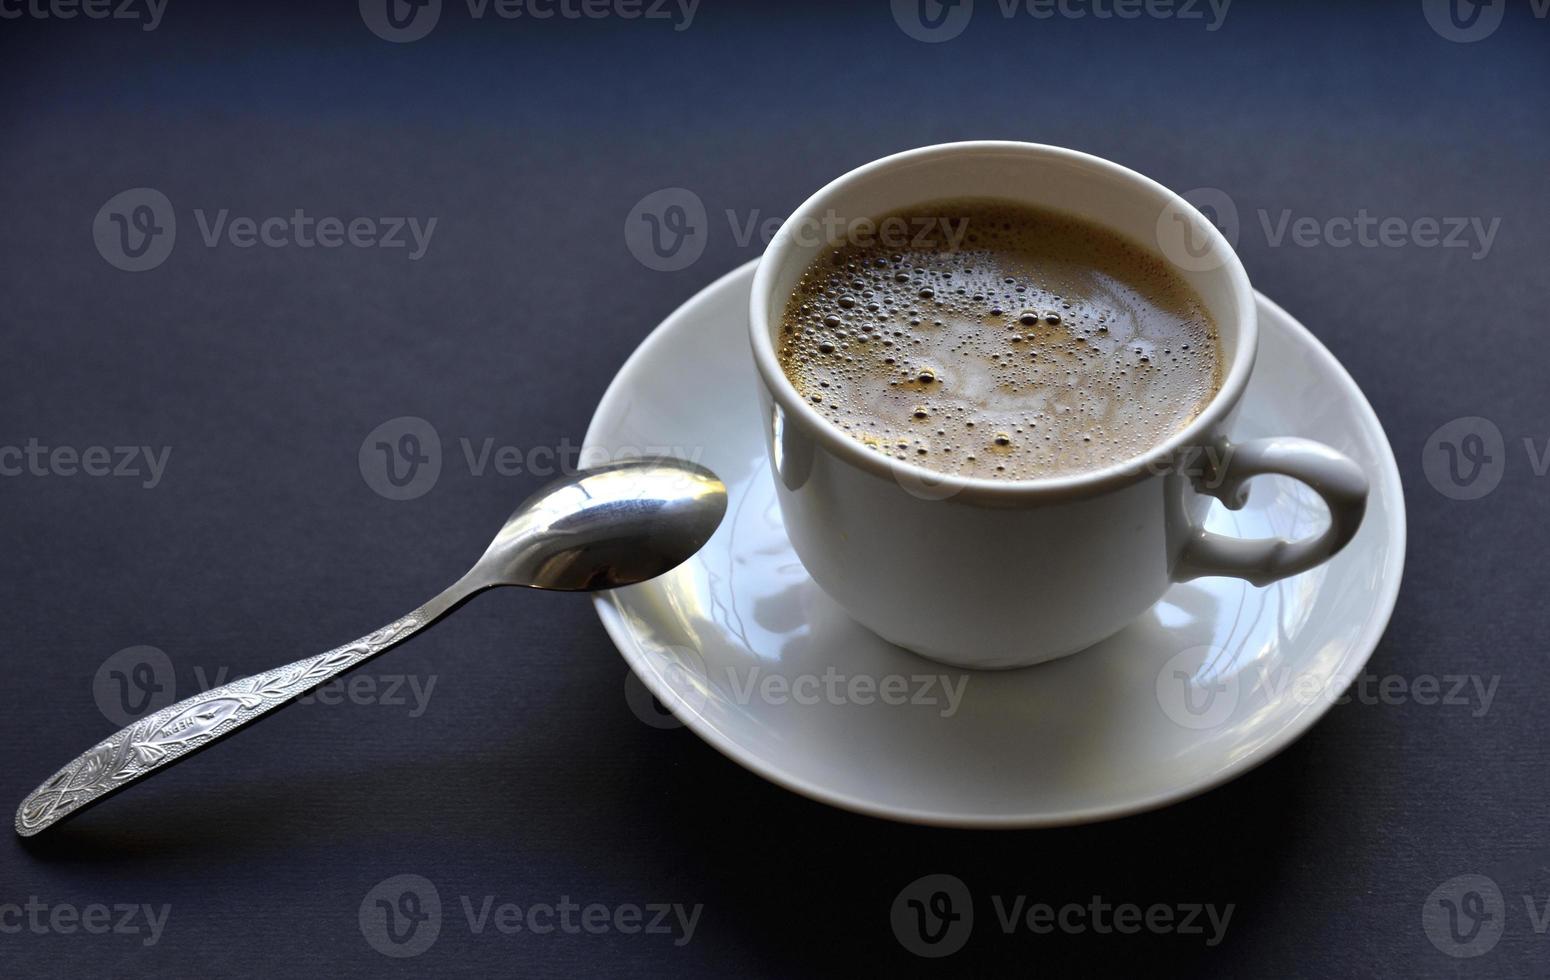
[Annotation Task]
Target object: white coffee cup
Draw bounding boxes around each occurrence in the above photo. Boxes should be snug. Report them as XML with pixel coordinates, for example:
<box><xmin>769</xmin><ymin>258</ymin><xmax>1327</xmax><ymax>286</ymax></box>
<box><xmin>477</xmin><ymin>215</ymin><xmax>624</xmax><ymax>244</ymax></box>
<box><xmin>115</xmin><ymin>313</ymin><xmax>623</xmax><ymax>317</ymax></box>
<box><xmin>748</xmin><ymin>142</ymin><xmax>1368</xmax><ymax>669</ymax></box>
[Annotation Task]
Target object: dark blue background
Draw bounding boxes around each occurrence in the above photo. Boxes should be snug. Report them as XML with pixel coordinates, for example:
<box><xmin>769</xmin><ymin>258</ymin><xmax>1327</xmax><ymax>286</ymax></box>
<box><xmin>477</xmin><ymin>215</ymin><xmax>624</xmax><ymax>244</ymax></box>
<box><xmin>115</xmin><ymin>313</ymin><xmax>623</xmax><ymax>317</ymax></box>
<box><xmin>2</xmin><ymin>0</ymin><xmax>1547</xmax><ymax>975</ymax></box>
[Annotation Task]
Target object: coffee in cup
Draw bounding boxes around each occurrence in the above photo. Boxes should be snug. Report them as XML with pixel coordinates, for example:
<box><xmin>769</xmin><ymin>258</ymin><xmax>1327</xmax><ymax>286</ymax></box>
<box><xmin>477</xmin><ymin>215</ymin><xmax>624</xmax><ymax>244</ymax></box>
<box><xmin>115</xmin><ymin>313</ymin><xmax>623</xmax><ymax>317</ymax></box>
<box><xmin>775</xmin><ymin>198</ymin><xmax>1222</xmax><ymax>480</ymax></box>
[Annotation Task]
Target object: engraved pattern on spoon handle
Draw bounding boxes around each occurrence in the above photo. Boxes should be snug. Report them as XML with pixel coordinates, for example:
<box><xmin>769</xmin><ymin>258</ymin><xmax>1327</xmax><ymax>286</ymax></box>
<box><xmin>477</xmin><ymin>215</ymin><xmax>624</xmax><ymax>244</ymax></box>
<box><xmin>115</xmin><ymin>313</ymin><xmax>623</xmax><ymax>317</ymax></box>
<box><xmin>16</xmin><ymin>596</ymin><xmax>454</xmax><ymax>837</ymax></box>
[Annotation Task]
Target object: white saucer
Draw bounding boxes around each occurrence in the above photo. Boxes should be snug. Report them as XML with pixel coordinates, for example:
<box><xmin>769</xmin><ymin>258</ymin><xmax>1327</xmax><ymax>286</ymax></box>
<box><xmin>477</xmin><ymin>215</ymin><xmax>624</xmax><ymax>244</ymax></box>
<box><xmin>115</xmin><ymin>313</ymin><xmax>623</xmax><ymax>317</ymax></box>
<box><xmin>587</xmin><ymin>260</ymin><xmax>1406</xmax><ymax>828</ymax></box>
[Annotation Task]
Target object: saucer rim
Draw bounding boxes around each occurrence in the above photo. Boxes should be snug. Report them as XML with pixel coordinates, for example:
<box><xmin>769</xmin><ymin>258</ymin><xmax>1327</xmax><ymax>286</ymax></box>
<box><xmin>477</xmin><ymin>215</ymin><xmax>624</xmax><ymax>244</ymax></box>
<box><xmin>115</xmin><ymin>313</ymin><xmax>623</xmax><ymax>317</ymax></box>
<box><xmin>588</xmin><ymin>259</ymin><xmax>1408</xmax><ymax>829</ymax></box>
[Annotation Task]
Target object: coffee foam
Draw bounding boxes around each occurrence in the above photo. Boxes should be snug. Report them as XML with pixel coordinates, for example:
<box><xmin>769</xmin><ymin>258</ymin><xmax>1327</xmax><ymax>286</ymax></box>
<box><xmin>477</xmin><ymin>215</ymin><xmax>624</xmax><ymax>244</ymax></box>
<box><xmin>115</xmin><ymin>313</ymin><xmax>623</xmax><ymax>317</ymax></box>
<box><xmin>776</xmin><ymin>198</ymin><xmax>1222</xmax><ymax>480</ymax></box>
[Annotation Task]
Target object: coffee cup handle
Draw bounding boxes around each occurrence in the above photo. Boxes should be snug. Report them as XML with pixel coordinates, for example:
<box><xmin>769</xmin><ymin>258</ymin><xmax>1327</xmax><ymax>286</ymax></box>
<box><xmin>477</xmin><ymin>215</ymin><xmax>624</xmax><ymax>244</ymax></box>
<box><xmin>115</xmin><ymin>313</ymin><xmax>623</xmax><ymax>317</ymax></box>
<box><xmin>1174</xmin><ymin>436</ymin><xmax>1369</xmax><ymax>587</ymax></box>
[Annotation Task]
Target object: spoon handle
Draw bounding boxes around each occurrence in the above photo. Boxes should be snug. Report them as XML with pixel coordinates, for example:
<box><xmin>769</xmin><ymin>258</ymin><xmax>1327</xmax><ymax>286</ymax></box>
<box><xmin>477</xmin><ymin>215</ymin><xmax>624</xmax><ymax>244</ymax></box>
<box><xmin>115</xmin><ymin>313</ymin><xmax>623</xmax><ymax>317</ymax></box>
<box><xmin>15</xmin><ymin>578</ymin><xmax>479</xmax><ymax>837</ymax></box>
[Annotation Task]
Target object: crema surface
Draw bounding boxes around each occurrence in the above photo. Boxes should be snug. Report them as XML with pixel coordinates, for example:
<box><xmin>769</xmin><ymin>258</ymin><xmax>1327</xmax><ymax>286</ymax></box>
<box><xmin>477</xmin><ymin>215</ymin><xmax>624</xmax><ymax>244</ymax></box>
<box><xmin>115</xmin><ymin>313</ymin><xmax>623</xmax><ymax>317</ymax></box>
<box><xmin>776</xmin><ymin>199</ymin><xmax>1222</xmax><ymax>480</ymax></box>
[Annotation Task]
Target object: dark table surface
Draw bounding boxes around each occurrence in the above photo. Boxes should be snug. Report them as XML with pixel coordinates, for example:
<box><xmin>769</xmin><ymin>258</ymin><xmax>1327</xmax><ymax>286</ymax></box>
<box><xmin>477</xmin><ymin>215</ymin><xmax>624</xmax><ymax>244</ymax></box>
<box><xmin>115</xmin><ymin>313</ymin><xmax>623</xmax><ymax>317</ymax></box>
<box><xmin>2</xmin><ymin>0</ymin><xmax>1547</xmax><ymax>976</ymax></box>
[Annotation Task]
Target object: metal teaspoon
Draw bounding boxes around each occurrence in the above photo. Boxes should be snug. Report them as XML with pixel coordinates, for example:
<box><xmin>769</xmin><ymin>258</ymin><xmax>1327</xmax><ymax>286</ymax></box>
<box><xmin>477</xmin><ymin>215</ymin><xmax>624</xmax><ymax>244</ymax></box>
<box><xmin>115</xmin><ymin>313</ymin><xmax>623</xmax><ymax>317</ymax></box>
<box><xmin>16</xmin><ymin>458</ymin><xmax>726</xmax><ymax>837</ymax></box>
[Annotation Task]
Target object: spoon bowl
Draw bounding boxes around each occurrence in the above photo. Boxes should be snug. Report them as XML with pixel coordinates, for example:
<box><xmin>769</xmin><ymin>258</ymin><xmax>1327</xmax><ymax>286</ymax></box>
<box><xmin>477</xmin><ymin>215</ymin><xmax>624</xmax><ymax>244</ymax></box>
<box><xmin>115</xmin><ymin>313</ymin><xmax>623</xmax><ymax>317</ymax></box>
<box><xmin>476</xmin><ymin>459</ymin><xmax>727</xmax><ymax>592</ymax></box>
